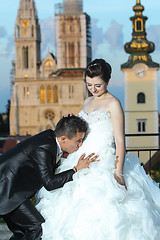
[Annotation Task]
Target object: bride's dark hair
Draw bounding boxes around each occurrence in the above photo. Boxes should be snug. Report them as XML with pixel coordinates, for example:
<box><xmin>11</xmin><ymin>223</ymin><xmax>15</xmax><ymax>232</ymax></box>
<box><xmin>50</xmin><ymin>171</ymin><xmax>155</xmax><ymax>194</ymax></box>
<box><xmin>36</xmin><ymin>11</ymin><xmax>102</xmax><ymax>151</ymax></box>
<box><xmin>85</xmin><ymin>59</ymin><xmax>112</xmax><ymax>84</ymax></box>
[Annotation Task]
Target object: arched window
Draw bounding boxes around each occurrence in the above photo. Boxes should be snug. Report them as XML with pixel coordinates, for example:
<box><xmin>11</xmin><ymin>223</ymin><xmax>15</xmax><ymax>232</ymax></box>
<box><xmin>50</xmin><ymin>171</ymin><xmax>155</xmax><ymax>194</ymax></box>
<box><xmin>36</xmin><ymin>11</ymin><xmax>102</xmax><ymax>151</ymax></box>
<box><xmin>45</xmin><ymin>60</ymin><xmax>54</xmax><ymax>67</ymax></box>
<box><xmin>136</xmin><ymin>21</ymin><xmax>141</xmax><ymax>31</ymax></box>
<box><xmin>26</xmin><ymin>87</ymin><xmax>29</xmax><ymax>96</ymax></box>
<box><xmin>137</xmin><ymin>92</ymin><xmax>145</xmax><ymax>104</ymax></box>
<box><xmin>16</xmin><ymin>26</ymin><xmax>19</xmax><ymax>38</ymax></box>
<box><xmin>40</xmin><ymin>86</ymin><xmax>45</xmax><ymax>103</ymax></box>
<box><xmin>69</xmin><ymin>85</ymin><xmax>74</xmax><ymax>99</ymax></box>
<box><xmin>22</xmin><ymin>46</ymin><xmax>29</xmax><ymax>69</ymax></box>
<box><xmin>62</xmin><ymin>23</ymin><xmax>65</xmax><ymax>33</ymax></box>
<box><xmin>47</xmin><ymin>86</ymin><xmax>52</xmax><ymax>103</ymax></box>
<box><xmin>31</xmin><ymin>25</ymin><xmax>34</xmax><ymax>37</ymax></box>
<box><xmin>69</xmin><ymin>42</ymin><xmax>74</xmax><ymax>66</ymax></box>
<box><xmin>137</xmin><ymin>119</ymin><xmax>146</xmax><ymax>132</ymax></box>
<box><xmin>135</xmin><ymin>19</ymin><xmax>143</xmax><ymax>32</ymax></box>
<box><xmin>53</xmin><ymin>86</ymin><xmax>58</xmax><ymax>103</ymax></box>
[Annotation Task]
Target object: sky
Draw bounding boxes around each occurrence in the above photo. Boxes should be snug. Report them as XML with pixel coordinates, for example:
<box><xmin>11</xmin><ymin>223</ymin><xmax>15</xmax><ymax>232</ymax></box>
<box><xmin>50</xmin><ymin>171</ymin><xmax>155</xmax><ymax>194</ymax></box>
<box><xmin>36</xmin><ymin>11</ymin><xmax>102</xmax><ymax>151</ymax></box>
<box><xmin>0</xmin><ymin>0</ymin><xmax>160</xmax><ymax>113</ymax></box>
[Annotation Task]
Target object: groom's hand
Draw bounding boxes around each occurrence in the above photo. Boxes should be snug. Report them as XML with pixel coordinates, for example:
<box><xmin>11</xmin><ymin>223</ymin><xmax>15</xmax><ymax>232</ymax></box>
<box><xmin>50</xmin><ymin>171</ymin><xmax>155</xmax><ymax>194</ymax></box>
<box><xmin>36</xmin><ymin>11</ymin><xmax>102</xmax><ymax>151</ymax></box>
<box><xmin>75</xmin><ymin>153</ymin><xmax>99</xmax><ymax>171</ymax></box>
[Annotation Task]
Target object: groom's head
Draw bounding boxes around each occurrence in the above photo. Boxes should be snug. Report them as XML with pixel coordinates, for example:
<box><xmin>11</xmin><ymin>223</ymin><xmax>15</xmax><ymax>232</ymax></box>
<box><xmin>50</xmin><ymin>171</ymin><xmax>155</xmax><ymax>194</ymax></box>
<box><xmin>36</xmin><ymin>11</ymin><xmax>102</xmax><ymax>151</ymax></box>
<box><xmin>55</xmin><ymin>115</ymin><xmax>88</xmax><ymax>153</ymax></box>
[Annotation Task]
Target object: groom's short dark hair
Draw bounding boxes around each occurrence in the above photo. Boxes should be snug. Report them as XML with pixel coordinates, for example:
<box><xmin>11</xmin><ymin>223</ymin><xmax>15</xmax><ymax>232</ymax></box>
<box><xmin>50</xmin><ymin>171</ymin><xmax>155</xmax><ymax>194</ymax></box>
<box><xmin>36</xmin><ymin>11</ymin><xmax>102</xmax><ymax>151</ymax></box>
<box><xmin>55</xmin><ymin>115</ymin><xmax>88</xmax><ymax>139</ymax></box>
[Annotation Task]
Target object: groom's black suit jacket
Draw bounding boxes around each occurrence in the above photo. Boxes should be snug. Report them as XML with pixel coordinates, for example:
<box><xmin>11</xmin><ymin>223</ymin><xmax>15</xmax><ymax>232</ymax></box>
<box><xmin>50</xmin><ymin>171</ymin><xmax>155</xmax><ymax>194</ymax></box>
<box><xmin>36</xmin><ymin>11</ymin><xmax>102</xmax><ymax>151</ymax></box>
<box><xmin>0</xmin><ymin>129</ymin><xmax>74</xmax><ymax>215</ymax></box>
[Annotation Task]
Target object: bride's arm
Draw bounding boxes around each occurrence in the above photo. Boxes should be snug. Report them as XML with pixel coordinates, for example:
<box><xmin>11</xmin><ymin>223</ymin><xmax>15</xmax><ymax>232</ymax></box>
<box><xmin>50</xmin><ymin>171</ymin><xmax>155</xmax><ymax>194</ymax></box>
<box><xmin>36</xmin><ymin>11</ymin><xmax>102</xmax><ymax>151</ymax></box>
<box><xmin>110</xmin><ymin>98</ymin><xmax>126</xmax><ymax>189</ymax></box>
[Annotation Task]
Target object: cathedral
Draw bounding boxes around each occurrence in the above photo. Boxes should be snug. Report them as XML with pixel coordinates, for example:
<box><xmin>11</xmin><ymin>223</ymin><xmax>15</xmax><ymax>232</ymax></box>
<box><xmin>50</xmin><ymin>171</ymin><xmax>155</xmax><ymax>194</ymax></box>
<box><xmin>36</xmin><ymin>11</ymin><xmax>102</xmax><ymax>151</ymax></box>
<box><xmin>10</xmin><ymin>0</ymin><xmax>91</xmax><ymax>135</ymax></box>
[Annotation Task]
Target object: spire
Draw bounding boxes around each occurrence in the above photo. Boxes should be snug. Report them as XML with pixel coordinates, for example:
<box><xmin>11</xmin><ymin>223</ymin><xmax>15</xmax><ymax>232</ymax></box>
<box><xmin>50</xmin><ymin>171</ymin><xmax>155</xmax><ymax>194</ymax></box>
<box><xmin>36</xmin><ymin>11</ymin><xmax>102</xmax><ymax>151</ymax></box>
<box><xmin>15</xmin><ymin>0</ymin><xmax>41</xmax><ymax>78</ymax></box>
<box><xmin>121</xmin><ymin>0</ymin><xmax>159</xmax><ymax>68</ymax></box>
<box><xmin>15</xmin><ymin>0</ymin><xmax>41</xmax><ymax>42</ymax></box>
<box><xmin>136</xmin><ymin>0</ymin><xmax>141</xmax><ymax>5</ymax></box>
<box><xmin>18</xmin><ymin>0</ymin><xmax>38</xmax><ymax>19</ymax></box>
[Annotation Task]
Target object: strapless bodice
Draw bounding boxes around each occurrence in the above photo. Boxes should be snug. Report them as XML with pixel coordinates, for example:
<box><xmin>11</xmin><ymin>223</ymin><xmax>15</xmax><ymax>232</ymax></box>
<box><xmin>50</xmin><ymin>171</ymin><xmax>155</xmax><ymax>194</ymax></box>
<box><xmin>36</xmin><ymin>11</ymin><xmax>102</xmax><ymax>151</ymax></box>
<box><xmin>79</xmin><ymin>109</ymin><xmax>111</xmax><ymax>125</ymax></box>
<box><xmin>76</xmin><ymin>109</ymin><xmax>115</xmax><ymax>157</ymax></box>
<box><xmin>79</xmin><ymin>109</ymin><xmax>114</xmax><ymax>146</ymax></box>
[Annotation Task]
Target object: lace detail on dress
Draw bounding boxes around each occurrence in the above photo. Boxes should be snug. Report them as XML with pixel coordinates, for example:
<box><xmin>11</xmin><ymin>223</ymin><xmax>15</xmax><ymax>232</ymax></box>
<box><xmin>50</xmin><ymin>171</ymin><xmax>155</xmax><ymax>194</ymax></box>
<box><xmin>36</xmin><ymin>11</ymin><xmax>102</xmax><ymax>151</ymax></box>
<box><xmin>79</xmin><ymin>109</ymin><xmax>111</xmax><ymax>124</ymax></box>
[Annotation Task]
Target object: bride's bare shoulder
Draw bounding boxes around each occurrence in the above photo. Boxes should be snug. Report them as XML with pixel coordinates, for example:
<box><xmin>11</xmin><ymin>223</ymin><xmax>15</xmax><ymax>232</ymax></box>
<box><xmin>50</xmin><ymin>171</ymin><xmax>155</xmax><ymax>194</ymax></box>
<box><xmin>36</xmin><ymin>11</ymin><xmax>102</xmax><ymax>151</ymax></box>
<box><xmin>106</xmin><ymin>93</ymin><xmax>122</xmax><ymax>111</ymax></box>
<box><xmin>83</xmin><ymin>96</ymin><xmax>93</xmax><ymax>107</ymax></box>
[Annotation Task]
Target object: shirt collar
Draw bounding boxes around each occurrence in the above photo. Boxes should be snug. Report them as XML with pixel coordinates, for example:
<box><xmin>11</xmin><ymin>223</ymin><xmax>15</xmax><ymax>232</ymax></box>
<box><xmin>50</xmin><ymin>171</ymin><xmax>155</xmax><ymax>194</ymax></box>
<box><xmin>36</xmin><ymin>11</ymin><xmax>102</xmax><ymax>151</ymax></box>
<box><xmin>56</xmin><ymin>137</ymin><xmax>62</xmax><ymax>155</ymax></box>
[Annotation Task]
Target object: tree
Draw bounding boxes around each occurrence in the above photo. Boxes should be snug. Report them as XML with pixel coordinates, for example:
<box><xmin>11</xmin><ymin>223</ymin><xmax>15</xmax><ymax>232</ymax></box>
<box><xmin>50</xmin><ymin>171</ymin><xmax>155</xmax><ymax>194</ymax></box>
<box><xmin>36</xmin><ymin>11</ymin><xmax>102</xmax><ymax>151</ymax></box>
<box><xmin>0</xmin><ymin>100</ymin><xmax>10</xmax><ymax>136</ymax></box>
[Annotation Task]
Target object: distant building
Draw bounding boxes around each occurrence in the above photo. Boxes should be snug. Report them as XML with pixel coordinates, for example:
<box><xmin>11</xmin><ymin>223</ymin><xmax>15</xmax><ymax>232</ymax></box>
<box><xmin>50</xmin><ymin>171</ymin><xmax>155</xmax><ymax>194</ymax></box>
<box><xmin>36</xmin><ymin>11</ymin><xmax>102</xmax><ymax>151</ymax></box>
<box><xmin>10</xmin><ymin>0</ymin><xmax>91</xmax><ymax>136</ymax></box>
<box><xmin>121</xmin><ymin>0</ymin><xmax>159</xmax><ymax>163</ymax></box>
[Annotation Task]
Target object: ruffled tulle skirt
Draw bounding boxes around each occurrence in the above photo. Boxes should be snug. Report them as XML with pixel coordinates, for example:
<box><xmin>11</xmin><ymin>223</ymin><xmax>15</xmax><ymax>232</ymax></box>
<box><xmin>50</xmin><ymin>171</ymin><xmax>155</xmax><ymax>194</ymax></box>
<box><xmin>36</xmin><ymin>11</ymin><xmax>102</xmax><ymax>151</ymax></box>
<box><xmin>36</xmin><ymin>153</ymin><xmax>160</xmax><ymax>240</ymax></box>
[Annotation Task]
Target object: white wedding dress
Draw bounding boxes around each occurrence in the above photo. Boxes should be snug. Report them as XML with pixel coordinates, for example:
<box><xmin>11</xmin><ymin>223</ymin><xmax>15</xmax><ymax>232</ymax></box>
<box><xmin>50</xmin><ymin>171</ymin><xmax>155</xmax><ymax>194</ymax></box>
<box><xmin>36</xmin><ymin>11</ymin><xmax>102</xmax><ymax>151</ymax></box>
<box><xmin>36</xmin><ymin>110</ymin><xmax>160</xmax><ymax>240</ymax></box>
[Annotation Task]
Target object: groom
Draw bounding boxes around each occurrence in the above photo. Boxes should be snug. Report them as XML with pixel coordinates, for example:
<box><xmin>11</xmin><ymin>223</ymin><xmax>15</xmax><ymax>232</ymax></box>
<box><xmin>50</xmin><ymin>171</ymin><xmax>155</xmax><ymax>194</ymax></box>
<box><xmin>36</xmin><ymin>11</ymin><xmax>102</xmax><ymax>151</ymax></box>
<box><xmin>0</xmin><ymin>115</ymin><xmax>97</xmax><ymax>240</ymax></box>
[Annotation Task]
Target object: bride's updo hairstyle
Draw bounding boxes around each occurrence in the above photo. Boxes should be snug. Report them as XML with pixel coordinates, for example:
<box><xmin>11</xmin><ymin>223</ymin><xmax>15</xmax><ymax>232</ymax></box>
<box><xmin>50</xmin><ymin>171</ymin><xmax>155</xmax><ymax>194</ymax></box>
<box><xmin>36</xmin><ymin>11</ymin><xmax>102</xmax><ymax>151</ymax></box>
<box><xmin>85</xmin><ymin>58</ymin><xmax>112</xmax><ymax>84</ymax></box>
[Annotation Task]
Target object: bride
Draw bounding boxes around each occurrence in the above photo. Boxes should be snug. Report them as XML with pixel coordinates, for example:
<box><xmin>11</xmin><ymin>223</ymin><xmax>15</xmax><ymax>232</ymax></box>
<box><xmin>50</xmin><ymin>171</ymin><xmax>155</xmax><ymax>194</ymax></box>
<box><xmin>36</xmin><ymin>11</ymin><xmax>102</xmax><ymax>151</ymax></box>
<box><xmin>36</xmin><ymin>59</ymin><xmax>160</xmax><ymax>240</ymax></box>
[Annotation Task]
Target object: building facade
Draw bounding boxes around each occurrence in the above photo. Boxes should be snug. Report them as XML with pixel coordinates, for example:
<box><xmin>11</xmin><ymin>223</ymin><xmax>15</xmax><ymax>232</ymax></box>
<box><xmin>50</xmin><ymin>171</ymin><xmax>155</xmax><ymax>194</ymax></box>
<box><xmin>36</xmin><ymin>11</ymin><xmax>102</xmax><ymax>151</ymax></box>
<box><xmin>10</xmin><ymin>0</ymin><xmax>91</xmax><ymax>136</ymax></box>
<box><xmin>121</xmin><ymin>0</ymin><xmax>159</xmax><ymax>163</ymax></box>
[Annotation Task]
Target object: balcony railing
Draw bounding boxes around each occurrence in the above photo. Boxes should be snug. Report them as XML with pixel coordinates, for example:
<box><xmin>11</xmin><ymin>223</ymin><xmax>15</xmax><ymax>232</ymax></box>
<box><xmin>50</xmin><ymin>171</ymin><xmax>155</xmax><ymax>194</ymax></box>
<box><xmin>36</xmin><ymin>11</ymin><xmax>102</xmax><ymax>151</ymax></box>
<box><xmin>125</xmin><ymin>133</ymin><xmax>160</xmax><ymax>174</ymax></box>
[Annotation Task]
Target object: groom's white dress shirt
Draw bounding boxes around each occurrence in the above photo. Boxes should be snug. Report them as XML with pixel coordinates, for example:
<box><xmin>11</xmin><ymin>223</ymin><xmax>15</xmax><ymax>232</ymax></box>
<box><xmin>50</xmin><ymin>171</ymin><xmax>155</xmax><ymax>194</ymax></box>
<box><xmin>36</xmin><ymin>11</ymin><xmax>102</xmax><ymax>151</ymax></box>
<box><xmin>56</xmin><ymin>137</ymin><xmax>63</xmax><ymax>164</ymax></box>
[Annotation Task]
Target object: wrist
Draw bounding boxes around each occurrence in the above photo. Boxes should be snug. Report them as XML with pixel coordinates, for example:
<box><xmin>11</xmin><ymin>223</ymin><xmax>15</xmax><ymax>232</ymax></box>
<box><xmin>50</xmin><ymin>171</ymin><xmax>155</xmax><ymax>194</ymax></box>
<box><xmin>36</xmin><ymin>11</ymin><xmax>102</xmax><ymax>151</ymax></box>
<box><xmin>73</xmin><ymin>166</ymin><xmax>78</xmax><ymax>173</ymax></box>
<box><xmin>115</xmin><ymin>168</ymin><xmax>123</xmax><ymax>175</ymax></box>
<box><xmin>115</xmin><ymin>172</ymin><xmax>124</xmax><ymax>177</ymax></box>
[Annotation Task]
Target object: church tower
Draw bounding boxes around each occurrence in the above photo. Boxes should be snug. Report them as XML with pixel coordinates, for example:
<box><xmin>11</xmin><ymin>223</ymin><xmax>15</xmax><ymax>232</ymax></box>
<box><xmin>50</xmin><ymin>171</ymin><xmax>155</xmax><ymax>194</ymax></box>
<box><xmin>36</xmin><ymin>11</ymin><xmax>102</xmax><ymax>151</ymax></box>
<box><xmin>15</xmin><ymin>0</ymin><xmax>41</xmax><ymax>78</ymax></box>
<box><xmin>55</xmin><ymin>0</ymin><xmax>91</xmax><ymax>69</ymax></box>
<box><xmin>121</xmin><ymin>0</ymin><xmax>159</xmax><ymax>163</ymax></box>
<box><xmin>10</xmin><ymin>0</ymin><xmax>41</xmax><ymax>135</ymax></box>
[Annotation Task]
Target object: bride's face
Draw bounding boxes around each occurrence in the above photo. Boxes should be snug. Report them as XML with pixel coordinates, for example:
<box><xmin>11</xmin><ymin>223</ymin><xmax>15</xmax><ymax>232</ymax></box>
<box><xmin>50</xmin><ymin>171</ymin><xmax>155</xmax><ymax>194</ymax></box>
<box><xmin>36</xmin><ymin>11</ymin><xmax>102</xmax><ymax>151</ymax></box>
<box><xmin>86</xmin><ymin>76</ymin><xmax>107</xmax><ymax>97</ymax></box>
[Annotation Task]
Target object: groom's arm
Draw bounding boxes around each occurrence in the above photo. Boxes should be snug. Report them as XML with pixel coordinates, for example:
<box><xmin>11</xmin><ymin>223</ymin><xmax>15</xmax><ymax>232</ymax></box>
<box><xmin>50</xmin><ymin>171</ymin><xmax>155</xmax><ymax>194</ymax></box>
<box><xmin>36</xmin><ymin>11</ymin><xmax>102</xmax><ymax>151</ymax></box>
<box><xmin>29</xmin><ymin>147</ymin><xmax>75</xmax><ymax>191</ymax></box>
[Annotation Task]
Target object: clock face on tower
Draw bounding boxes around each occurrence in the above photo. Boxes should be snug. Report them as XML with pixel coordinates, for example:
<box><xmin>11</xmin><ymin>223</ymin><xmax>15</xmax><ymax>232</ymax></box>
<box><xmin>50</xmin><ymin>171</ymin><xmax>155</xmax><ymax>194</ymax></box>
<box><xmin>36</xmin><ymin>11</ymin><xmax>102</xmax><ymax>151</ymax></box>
<box><xmin>22</xmin><ymin>20</ymin><xmax>29</xmax><ymax>27</ymax></box>
<box><xmin>133</xmin><ymin>65</ymin><xmax>146</xmax><ymax>78</ymax></box>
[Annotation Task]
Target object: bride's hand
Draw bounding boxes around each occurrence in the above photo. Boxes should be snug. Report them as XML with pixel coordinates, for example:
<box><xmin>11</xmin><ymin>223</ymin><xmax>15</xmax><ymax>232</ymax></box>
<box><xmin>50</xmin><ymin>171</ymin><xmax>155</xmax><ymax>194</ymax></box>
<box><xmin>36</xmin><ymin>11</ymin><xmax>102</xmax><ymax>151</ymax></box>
<box><xmin>114</xmin><ymin>173</ymin><xmax>127</xmax><ymax>190</ymax></box>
